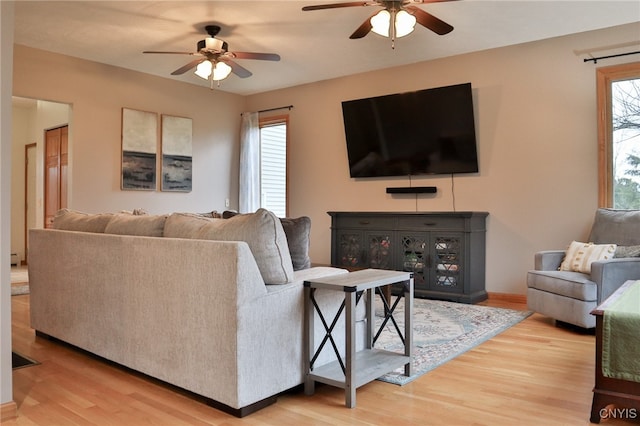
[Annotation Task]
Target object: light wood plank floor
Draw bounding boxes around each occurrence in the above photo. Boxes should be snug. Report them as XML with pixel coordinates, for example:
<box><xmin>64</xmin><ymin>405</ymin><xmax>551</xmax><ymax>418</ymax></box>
<box><xmin>7</xmin><ymin>294</ymin><xmax>635</xmax><ymax>425</ymax></box>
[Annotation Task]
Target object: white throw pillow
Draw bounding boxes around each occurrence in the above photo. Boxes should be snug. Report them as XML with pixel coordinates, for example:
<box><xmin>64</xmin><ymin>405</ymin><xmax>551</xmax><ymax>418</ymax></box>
<box><xmin>560</xmin><ymin>241</ymin><xmax>617</xmax><ymax>273</ymax></box>
<box><xmin>195</xmin><ymin>208</ymin><xmax>294</xmax><ymax>284</ymax></box>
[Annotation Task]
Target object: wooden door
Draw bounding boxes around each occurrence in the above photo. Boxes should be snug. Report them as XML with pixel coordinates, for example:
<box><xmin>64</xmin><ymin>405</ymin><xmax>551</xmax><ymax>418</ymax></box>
<box><xmin>24</xmin><ymin>143</ymin><xmax>37</xmax><ymax>262</ymax></box>
<box><xmin>44</xmin><ymin>126</ymin><xmax>68</xmax><ymax>228</ymax></box>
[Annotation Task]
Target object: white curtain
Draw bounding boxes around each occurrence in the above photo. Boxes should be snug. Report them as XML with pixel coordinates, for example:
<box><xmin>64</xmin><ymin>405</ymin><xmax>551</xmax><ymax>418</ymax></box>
<box><xmin>239</xmin><ymin>111</ymin><xmax>260</xmax><ymax>213</ymax></box>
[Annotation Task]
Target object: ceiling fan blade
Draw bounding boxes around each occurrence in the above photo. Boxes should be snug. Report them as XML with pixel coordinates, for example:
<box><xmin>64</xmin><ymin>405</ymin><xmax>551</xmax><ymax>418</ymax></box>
<box><xmin>171</xmin><ymin>58</ymin><xmax>205</xmax><ymax>75</ymax></box>
<box><xmin>406</xmin><ymin>5</ymin><xmax>453</xmax><ymax>35</ymax></box>
<box><xmin>221</xmin><ymin>59</ymin><xmax>253</xmax><ymax>78</ymax></box>
<box><xmin>230</xmin><ymin>52</ymin><xmax>281</xmax><ymax>61</ymax></box>
<box><xmin>143</xmin><ymin>50</ymin><xmax>199</xmax><ymax>55</ymax></box>
<box><xmin>302</xmin><ymin>2</ymin><xmax>372</xmax><ymax>11</ymax></box>
<box><xmin>349</xmin><ymin>13</ymin><xmax>376</xmax><ymax>39</ymax></box>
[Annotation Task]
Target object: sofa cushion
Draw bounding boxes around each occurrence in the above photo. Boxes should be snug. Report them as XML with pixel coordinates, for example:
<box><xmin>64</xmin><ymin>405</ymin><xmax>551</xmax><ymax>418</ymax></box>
<box><xmin>280</xmin><ymin>216</ymin><xmax>311</xmax><ymax>270</ymax></box>
<box><xmin>52</xmin><ymin>209</ymin><xmax>114</xmax><ymax>233</ymax></box>
<box><xmin>223</xmin><ymin>210</ymin><xmax>312</xmax><ymax>271</ymax></box>
<box><xmin>527</xmin><ymin>269</ymin><xmax>597</xmax><ymax>301</ymax></box>
<box><xmin>104</xmin><ymin>213</ymin><xmax>168</xmax><ymax>237</ymax></box>
<box><xmin>164</xmin><ymin>213</ymin><xmax>213</xmax><ymax>238</ymax></box>
<box><xmin>560</xmin><ymin>241</ymin><xmax>617</xmax><ymax>273</ymax></box>
<box><xmin>196</xmin><ymin>208</ymin><xmax>295</xmax><ymax>284</ymax></box>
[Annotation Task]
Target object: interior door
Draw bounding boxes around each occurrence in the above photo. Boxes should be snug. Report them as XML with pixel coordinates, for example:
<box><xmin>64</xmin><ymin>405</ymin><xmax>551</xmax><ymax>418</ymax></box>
<box><xmin>24</xmin><ymin>143</ymin><xmax>37</xmax><ymax>263</ymax></box>
<box><xmin>44</xmin><ymin>125</ymin><xmax>68</xmax><ymax>228</ymax></box>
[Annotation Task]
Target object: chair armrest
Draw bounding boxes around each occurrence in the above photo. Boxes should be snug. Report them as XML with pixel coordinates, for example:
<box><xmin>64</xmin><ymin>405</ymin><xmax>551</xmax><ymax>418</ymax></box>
<box><xmin>534</xmin><ymin>250</ymin><xmax>566</xmax><ymax>270</ymax></box>
<box><xmin>591</xmin><ymin>258</ymin><xmax>640</xmax><ymax>302</ymax></box>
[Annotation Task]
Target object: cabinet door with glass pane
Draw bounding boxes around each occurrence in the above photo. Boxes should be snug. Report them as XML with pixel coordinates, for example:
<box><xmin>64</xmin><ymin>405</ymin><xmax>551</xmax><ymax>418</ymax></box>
<box><xmin>431</xmin><ymin>233</ymin><xmax>464</xmax><ymax>294</ymax></box>
<box><xmin>399</xmin><ymin>233</ymin><xmax>428</xmax><ymax>288</ymax></box>
<box><xmin>334</xmin><ymin>230</ymin><xmax>393</xmax><ymax>270</ymax></box>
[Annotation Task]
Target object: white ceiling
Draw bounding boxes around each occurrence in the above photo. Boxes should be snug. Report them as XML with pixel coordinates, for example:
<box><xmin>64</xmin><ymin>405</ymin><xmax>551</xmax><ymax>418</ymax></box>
<box><xmin>13</xmin><ymin>1</ymin><xmax>640</xmax><ymax>96</ymax></box>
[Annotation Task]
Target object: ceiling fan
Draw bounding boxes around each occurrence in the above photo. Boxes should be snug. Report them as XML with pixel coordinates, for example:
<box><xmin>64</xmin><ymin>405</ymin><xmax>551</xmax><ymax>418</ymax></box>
<box><xmin>143</xmin><ymin>25</ymin><xmax>280</xmax><ymax>87</ymax></box>
<box><xmin>302</xmin><ymin>0</ymin><xmax>457</xmax><ymax>46</ymax></box>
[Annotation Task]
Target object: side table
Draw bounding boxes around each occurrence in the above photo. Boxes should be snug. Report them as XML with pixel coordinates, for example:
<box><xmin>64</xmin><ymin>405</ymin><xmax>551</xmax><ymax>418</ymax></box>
<box><xmin>590</xmin><ymin>280</ymin><xmax>640</xmax><ymax>423</ymax></box>
<box><xmin>303</xmin><ymin>268</ymin><xmax>413</xmax><ymax>408</ymax></box>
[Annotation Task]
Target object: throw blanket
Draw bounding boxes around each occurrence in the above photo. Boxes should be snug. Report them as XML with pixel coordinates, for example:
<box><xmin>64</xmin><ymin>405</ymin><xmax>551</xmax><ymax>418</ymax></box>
<box><xmin>602</xmin><ymin>280</ymin><xmax>640</xmax><ymax>383</ymax></box>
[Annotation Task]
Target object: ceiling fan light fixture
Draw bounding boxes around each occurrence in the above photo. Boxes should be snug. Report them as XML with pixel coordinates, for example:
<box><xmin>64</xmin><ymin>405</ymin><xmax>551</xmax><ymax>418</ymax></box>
<box><xmin>194</xmin><ymin>60</ymin><xmax>213</xmax><ymax>79</ymax></box>
<box><xmin>370</xmin><ymin>9</ymin><xmax>390</xmax><ymax>37</ymax></box>
<box><xmin>371</xmin><ymin>9</ymin><xmax>415</xmax><ymax>39</ymax></box>
<box><xmin>395</xmin><ymin>10</ymin><xmax>416</xmax><ymax>38</ymax></box>
<box><xmin>212</xmin><ymin>61</ymin><xmax>232</xmax><ymax>81</ymax></box>
<box><xmin>204</xmin><ymin>37</ymin><xmax>224</xmax><ymax>52</ymax></box>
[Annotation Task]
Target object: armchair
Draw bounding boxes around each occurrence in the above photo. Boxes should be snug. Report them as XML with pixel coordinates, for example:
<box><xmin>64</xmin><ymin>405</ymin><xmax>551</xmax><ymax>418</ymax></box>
<box><xmin>527</xmin><ymin>209</ymin><xmax>640</xmax><ymax>329</ymax></box>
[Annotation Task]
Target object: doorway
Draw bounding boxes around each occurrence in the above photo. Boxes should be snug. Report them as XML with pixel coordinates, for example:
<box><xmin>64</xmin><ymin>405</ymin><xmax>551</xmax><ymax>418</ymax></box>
<box><xmin>24</xmin><ymin>143</ymin><xmax>36</xmax><ymax>264</ymax></box>
<box><xmin>44</xmin><ymin>125</ymin><xmax>68</xmax><ymax>228</ymax></box>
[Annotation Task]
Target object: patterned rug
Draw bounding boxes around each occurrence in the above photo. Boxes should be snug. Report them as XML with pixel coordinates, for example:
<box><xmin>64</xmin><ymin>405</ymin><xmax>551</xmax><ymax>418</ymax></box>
<box><xmin>374</xmin><ymin>297</ymin><xmax>532</xmax><ymax>385</ymax></box>
<box><xmin>11</xmin><ymin>269</ymin><xmax>29</xmax><ymax>296</ymax></box>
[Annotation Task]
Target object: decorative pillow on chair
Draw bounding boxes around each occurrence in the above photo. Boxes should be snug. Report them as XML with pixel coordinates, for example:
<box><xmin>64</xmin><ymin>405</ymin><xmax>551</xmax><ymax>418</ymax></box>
<box><xmin>196</xmin><ymin>208</ymin><xmax>294</xmax><ymax>284</ymax></box>
<box><xmin>560</xmin><ymin>241</ymin><xmax>617</xmax><ymax>273</ymax></box>
<box><xmin>614</xmin><ymin>245</ymin><xmax>640</xmax><ymax>258</ymax></box>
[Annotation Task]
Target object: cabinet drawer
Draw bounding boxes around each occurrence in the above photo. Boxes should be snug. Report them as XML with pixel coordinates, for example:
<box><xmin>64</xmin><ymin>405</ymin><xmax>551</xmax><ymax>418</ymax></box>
<box><xmin>332</xmin><ymin>216</ymin><xmax>396</xmax><ymax>229</ymax></box>
<box><xmin>397</xmin><ymin>216</ymin><xmax>464</xmax><ymax>231</ymax></box>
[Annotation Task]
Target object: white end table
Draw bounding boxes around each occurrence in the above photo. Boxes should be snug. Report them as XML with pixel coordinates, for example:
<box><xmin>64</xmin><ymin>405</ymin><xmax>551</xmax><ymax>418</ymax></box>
<box><xmin>303</xmin><ymin>268</ymin><xmax>413</xmax><ymax>408</ymax></box>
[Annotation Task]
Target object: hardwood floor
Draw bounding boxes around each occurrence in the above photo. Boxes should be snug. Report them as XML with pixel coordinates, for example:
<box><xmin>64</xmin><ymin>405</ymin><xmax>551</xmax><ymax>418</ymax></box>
<box><xmin>7</xmin><ymin>293</ymin><xmax>636</xmax><ymax>425</ymax></box>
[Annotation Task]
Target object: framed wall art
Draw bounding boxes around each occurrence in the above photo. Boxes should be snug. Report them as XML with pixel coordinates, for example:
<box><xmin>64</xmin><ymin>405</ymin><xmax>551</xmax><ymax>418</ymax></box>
<box><xmin>161</xmin><ymin>114</ymin><xmax>192</xmax><ymax>192</ymax></box>
<box><xmin>121</xmin><ymin>108</ymin><xmax>158</xmax><ymax>190</ymax></box>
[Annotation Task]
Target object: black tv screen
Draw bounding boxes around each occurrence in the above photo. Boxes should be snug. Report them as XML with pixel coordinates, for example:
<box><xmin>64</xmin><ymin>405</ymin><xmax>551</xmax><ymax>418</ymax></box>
<box><xmin>341</xmin><ymin>83</ymin><xmax>479</xmax><ymax>178</ymax></box>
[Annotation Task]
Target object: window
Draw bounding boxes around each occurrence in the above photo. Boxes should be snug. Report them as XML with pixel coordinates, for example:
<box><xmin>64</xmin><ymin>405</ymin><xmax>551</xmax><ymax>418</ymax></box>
<box><xmin>259</xmin><ymin>115</ymin><xmax>288</xmax><ymax>217</ymax></box>
<box><xmin>597</xmin><ymin>62</ymin><xmax>640</xmax><ymax>208</ymax></box>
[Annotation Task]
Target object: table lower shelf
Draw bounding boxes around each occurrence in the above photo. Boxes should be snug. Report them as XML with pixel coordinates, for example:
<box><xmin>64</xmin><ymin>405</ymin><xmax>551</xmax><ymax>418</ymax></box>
<box><xmin>308</xmin><ymin>348</ymin><xmax>411</xmax><ymax>389</ymax></box>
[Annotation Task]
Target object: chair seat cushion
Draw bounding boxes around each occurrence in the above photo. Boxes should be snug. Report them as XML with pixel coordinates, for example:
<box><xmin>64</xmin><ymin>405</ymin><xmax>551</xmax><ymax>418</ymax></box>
<box><xmin>527</xmin><ymin>270</ymin><xmax>597</xmax><ymax>301</ymax></box>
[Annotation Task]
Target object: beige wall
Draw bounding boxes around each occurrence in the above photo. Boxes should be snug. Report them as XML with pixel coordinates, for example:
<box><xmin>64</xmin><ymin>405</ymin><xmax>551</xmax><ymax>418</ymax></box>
<box><xmin>10</xmin><ymin>23</ymin><xmax>640</xmax><ymax>297</ymax></box>
<box><xmin>13</xmin><ymin>45</ymin><xmax>246</xmax><ymax>217</ymax></box>
<box><xmin>247</xmin><ymin>23</ymin><xmax>640</xmax><ymax>295</ymax></box>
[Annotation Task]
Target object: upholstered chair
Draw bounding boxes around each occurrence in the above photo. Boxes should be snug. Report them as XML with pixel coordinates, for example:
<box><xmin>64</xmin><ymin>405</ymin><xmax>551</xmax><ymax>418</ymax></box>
<box><xmin>527</xmin><ymin>209</ymin><xmax>640</xmax><ymax>329</ymax></box>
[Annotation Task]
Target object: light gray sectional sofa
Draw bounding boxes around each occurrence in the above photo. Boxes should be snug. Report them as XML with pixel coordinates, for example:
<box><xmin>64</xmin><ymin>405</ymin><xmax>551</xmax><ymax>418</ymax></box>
<box><xmin>29</xmin><ymin>208</ymin><xmax>364</xmax><ymax>417</ymax></box>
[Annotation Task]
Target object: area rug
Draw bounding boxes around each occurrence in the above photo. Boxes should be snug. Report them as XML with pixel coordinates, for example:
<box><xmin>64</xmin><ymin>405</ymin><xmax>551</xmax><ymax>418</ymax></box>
<box><xmin>11</xmin><ymin>269</ymin><xmax>29</xmax><ymax>296</ymax></box>
<box><xmin>11</xmin><ymin>284</ymin><xmax>30</xmax><ymax>296</ymax></box>
<box><xmin>374</xmin><ymin>297</ymin><xmax>532</xmax><ymax>385</ymax></box>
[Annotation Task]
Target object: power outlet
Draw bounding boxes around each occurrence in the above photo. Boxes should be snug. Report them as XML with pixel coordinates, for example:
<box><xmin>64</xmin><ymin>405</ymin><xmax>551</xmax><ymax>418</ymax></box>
<box><xmin>225</xmin><ymin>198</ymin><xmax>230</xmax><ymax>208</ymax></box>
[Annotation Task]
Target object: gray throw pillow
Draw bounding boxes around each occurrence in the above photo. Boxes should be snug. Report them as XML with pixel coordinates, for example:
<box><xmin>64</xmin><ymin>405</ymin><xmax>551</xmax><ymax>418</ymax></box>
<box><xmin>222</xmin><ymin>210</ymin><xmax>311</xmax><ymax>270</ymax></box>
<box><xmin>614</xmin><ymin>245</ymin><xmax>640</xmax><ymax>258</ymax></box>
<box><xmin>280</xmin><ymin>216</ymin><xmax>311</xmax><ymax>270</ymax></box>
<box><xmin>196</xmin><ymin>208</ymin><xmax>294</xmax><ymax>285</ymax></box>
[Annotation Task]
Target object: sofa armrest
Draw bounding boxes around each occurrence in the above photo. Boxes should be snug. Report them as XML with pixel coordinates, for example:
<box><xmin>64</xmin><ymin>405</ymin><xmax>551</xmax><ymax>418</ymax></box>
<box><xmin>591</xmin><ymin>258</ymin><xmax>640</xmax><ymax>302</ymax></box>
<box><xmin>534</xmin><ymin>250</ymin><xmax>566</xmax><ymax>271</ymax></box>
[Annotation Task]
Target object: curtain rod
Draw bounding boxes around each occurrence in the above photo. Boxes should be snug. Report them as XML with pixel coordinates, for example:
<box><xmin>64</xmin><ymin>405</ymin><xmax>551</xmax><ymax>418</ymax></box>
<box><xmin>258</xmin><ymin>105</ymin><xmax>293</xmax><ymax>114</ymax></box>
<box><xmin>241</xmin><ymin>105</ymin><xmax>293</xmax><ymax>116</ymax></box>
<box><xmin>584</xmin><ymin>50</ymin><xmax>640</xmax><ymax>64</ymax></box>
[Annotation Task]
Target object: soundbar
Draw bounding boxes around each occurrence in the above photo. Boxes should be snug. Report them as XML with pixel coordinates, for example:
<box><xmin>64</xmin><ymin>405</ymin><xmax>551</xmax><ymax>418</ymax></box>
<box><xmin>386</xmin><ymin>186</ymin><xmax>437</xmax><ymax>194</ymax></box>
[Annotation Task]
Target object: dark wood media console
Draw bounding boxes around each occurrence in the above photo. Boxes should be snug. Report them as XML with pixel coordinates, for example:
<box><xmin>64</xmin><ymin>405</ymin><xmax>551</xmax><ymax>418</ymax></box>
<box><xmin>328</xmin><ymin>211</ymin><xmax>488</xmax><ymax>303</ymax></box>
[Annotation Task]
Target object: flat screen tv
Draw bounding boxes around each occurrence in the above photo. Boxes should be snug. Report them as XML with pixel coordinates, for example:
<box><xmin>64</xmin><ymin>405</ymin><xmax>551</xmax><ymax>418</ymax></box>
<box><xmin>341</xmin><ymin>82</ymin><xmax>479</xmax><ymax>178</ymax></box>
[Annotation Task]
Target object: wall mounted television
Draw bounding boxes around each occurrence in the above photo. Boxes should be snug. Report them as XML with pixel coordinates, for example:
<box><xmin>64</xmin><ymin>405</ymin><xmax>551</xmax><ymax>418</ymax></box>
<box><xmin>341</xmin><ymin>82</ymin><xmax>479</xmax><ymax>178</ymax></box>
